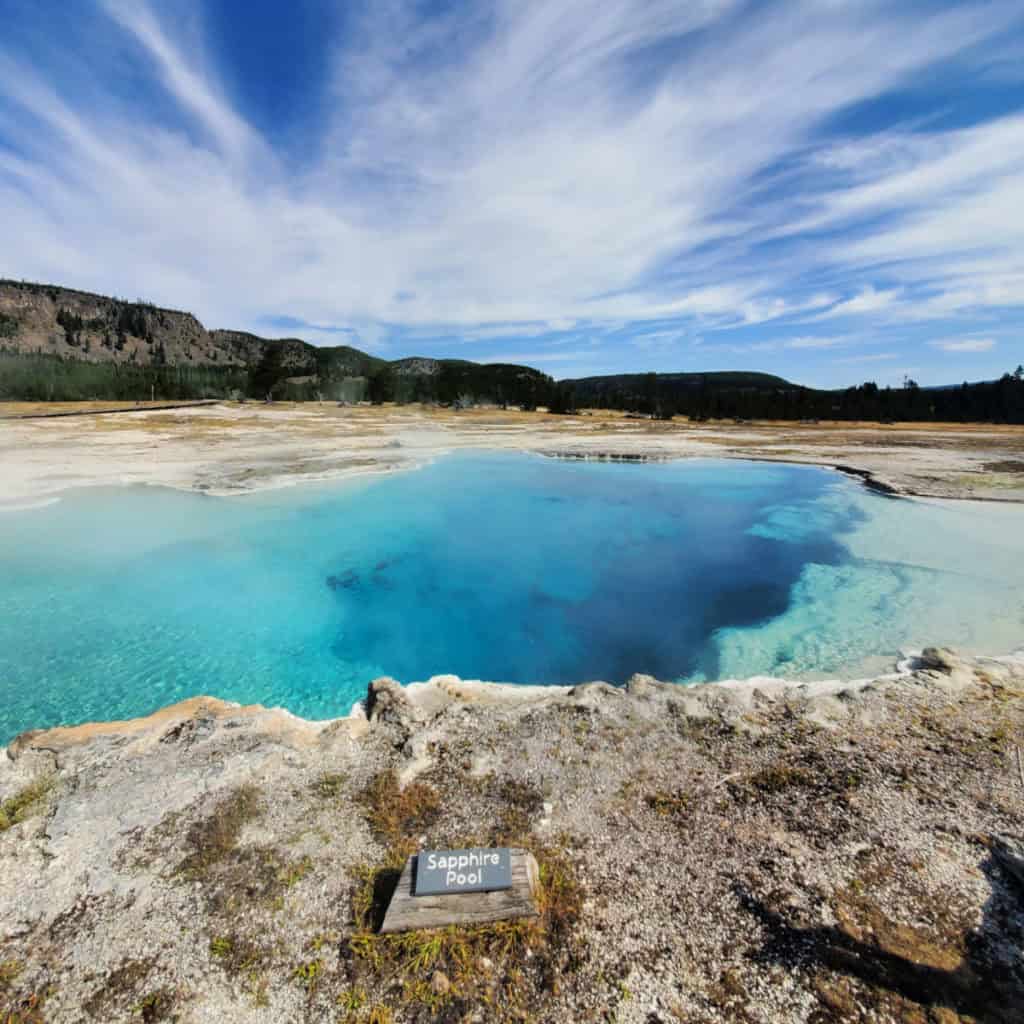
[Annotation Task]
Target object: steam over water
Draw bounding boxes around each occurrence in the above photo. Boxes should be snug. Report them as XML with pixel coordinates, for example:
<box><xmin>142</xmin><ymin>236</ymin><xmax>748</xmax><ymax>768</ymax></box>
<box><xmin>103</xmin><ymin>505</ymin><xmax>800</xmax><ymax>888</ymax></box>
<box><xmin>1</xmin><ymin>453</ymin><xmax>1022</xmax><ymax>743</ymax></box>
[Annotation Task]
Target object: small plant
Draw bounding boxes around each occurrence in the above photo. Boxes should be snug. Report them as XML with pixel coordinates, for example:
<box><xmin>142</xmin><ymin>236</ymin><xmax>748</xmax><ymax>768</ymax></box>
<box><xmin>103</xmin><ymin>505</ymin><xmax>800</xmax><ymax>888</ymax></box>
<box><xmin>0</xmin><ymin>959</ymin><xmax>23</xmax><ymax>990</ymax></box>
<box><xmin>278</xmin><ymin>855</ymin><xmax>313</xmax><ymax>888</ymax></box>
<box><xmin>206</xmin><ymin>933</ymin><xmax>269</xmax><ymax>1006</ymax></box>
<box><xmin>309</xmin><ymin>932</ymin><xmax>336</xmax><ymax>952</ymax></box>
<box><xmin>134</xmin><ymin>987</ymin><xmax>175</xmax><ymax>1022</ymax></box>
<box><xmin>0</xmin><ymin>776</ymin><xmax>55</xmax><ymax>832</ymax></box>
<box><xmin>292</xmin><ymin>958</ymin><xmax>323</xmax><ymax>991</ymax></box>
<box><xmin>486</xmin><ymin>776</ymin><xmax>545</xmax><ymax>845</ymax></box>
<box><xmin>310</xmin><ymin>771</ymin><xmax>346</xmax><ymax>799</ymax></box>
<box><xmin>337</xmin><ymin>986</ymin><xmax>367</xmax><ymax>1012</ymax></box>
<box><xmin>1</xmin><ymin>986</ymin><xmax>50</xmax><ymax>1024</ymax></box>
<box><xmin>645</xmin><ymin>790</ymin><xmax>691</xmax><ymax>818</ymax></box>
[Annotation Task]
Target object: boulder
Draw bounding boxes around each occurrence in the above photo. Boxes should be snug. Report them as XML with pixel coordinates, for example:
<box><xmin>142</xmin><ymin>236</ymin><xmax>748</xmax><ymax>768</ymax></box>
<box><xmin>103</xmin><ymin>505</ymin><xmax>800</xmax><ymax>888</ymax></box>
<box><xmin>917</xmin><ymin>647</ymin><xmax>963</xmax><ymax>673</ymax></box>
<box><xmin>365</xmin><ymin>677</ymin><xmax>414</xmax><ymax>726</ymax></box>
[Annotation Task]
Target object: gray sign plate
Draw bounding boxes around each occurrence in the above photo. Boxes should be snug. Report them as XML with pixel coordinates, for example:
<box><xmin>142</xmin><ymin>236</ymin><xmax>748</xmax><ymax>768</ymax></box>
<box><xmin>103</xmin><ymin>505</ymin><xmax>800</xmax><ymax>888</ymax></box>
<box><xmin>414</xmin><ymin>847</ymin><xmax>513</xmax><ymax>897</ymax></box>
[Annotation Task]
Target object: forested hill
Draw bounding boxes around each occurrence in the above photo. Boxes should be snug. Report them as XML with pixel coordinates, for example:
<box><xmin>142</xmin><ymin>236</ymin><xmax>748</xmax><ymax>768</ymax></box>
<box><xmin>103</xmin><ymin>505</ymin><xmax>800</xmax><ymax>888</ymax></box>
<box><xmin>565</xmin><ymin>371</ymin><xmax>795</xmax><ymax>415</ymax></box>
<box><xmin>566</xmin><ymin>368</ymin><xmax>1024</xmax><ymax>423</ymax></box>
<box><xmin>0</xmin><ymin>279</ymin><xmax>552</xmax><ymax>406</ymax></box>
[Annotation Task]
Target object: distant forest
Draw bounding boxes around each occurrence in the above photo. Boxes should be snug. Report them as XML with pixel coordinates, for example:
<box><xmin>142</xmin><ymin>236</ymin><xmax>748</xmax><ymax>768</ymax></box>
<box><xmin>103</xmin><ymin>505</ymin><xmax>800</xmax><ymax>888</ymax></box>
<box><xmin>2</xmin><ymin>348</ymin><xmax>1022</xmax><ymax>423</ymax></box>
<box><xmin>567</xmin><ymin>368</ymin><xmax>1024</xmax><ymax>424</ymax></box>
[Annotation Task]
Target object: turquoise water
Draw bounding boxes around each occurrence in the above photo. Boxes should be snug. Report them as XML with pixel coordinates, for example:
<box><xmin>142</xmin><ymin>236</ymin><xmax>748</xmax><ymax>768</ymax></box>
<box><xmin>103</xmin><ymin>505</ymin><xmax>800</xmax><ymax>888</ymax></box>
<box><xmin>1</xmin><ymin>453</ymin><xmax>1023</xmax><ymax>744</ymax></box>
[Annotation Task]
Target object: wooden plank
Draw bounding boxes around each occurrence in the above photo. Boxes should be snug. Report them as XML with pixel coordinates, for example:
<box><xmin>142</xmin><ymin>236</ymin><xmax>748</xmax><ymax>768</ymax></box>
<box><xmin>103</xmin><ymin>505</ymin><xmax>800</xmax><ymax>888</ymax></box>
<box><xmin>380</xmin><ymin>848</ymin><xmax>540</xmax><ymax>934</ymax></box>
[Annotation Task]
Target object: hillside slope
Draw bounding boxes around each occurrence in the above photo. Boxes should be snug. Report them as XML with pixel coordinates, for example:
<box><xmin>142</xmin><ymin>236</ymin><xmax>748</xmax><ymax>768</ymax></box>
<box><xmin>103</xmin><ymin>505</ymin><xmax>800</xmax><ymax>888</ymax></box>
<box><xmin>0</xmin><ymin>279</ymin><xmax>550</xmax><ymax>404</ymax></box>
<box><xmin>564</xmin><ymin>370</ymin><xmax>798</xmax><ymax>413</ymax></box>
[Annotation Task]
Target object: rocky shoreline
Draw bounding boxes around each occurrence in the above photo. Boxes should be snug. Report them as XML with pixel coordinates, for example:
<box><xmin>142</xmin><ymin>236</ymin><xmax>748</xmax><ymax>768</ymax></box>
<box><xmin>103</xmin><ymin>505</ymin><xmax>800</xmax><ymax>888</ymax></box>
<box><xmin>2</xmin><ymin>648</ymin><xmax>1023</xmax><ymax>1022</ymax></box>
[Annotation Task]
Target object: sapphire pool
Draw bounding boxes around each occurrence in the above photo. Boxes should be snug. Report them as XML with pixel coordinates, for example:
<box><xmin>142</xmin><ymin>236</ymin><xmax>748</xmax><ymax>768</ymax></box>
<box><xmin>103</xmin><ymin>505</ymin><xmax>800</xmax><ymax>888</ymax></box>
<box><xmin>1</xmin><ymin>452</ymin><xmax>1022</xmax><ymax>744</ymax></box>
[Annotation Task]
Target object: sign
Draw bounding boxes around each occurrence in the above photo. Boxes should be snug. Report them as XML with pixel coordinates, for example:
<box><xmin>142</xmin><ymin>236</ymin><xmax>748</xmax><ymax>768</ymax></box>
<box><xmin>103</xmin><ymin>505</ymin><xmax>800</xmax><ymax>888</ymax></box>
<box><xmin>414</xmin><ymin>847</ymin><xmax>513</xmax><ymax>897</ymax></box>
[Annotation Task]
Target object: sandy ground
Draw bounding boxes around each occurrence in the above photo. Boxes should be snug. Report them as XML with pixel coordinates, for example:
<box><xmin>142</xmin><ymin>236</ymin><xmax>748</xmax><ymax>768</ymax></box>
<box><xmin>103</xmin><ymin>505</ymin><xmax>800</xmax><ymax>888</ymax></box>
<box><xmin>3</xmin><ymin>402</ymin><xmax>1024</xmax><ymax>506</ymax></box>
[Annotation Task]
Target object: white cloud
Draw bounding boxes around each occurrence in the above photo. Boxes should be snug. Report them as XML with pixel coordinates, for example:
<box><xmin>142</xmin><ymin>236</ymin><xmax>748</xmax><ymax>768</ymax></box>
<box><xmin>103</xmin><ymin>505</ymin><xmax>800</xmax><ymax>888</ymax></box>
<box><xmin>783</xmin><ymin>336</ymin><xmax>849</xmax><ymax>350</ymax></box>
<box><xmin>927</xmin><ymin>338</ymin><xmax>997</xmax><ymax>353</ymax></box>
<box><xmin>0</xmin><ymin>0</ymin><xmax>1021</xmax><ymax>350</ymax></box>
<box><xmin>836</xmin><ymin>352</ymin><xmax>899</xmax><ymax>364</ymax></box>
<box><xmin>483</xmin><ymin>350</ymin><xmax>594</xmax><ymax>364</ymax></box>
<box><xmin>810</xmin><ymin>287</ymin><xmax>903</xmax><ymax>321</ymax></box>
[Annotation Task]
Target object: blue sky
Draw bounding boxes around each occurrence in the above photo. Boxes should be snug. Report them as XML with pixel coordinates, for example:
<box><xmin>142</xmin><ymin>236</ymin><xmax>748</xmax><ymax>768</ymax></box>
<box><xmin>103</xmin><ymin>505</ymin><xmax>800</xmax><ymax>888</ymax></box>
<box><xmin>1</xmin><ymin>0</ymin><xmax>1022</xmax><ymax>387</ymax></box>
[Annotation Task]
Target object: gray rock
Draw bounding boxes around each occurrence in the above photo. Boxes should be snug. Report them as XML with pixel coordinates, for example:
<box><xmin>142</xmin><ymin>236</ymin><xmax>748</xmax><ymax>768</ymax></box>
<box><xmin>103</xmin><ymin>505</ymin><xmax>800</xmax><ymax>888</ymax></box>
<box><xmin>993</xmin><ymin>834</ymin><xmax>1024</xmax><ymax>891</ymax></box>
<box><xmin>366</xmin><ymin>676</ymin><xmax>415</xmax><ymax>726</ymax></box>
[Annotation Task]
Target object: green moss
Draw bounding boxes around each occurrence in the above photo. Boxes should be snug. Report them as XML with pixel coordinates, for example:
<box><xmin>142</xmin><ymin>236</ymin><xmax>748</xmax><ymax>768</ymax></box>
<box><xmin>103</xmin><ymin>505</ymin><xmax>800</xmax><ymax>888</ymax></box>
<box><xmin>0</xmin><ymin>776</ymin><xmax>55</xmax><ymax>833</ymax></box>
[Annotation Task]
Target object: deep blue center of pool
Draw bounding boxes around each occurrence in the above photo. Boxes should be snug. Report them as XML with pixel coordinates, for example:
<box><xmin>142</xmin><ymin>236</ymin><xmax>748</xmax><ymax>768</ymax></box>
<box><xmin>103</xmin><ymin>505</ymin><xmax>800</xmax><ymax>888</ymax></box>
<box><xmin>2</xmin><ymin>452</ymin><xmax>1023</xmax><ymax>743</ymax></box>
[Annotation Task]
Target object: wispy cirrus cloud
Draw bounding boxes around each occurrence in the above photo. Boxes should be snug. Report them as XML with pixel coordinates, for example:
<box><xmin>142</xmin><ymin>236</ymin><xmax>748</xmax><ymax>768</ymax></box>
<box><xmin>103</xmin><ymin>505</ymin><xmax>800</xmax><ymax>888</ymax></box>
<box><xmin>97</xmin><ymin>0</ymin><xmax>256</xmax><ymax>158</ymax></box>
<box><xmin>836</xmin><ymin>352</ymin><xmax>900</xmax><ymax>364</ymax></box>
<box><xmin>0</xmin><ymin>0</ymin><xmax>1021</xmax><ymax>386</ymax></box>
<box><xmin>927</xmin><ymin>338</ymin><xmax>997</xmax><ymax>352</ymax></box>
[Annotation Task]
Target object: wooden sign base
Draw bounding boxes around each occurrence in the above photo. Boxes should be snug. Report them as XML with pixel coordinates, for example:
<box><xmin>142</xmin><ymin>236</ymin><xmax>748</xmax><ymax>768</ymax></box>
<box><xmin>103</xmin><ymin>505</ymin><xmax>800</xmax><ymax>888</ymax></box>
<box><xmin>380</xmin><ymin>848</ymin><xmax>540</xmax><ymax>934</ymax></box>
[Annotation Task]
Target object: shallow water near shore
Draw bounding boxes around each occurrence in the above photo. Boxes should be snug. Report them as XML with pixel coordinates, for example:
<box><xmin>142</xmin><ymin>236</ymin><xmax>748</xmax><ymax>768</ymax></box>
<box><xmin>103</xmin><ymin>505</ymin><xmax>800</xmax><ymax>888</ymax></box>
<box><xmin>1</xmin><ymin>452</ymin><xmax>1023</xmax><ymax>744</ymax></box>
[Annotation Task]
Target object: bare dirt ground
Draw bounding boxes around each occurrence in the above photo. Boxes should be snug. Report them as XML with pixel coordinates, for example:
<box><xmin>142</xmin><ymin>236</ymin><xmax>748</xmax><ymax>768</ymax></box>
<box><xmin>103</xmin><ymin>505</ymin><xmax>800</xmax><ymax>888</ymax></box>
<box><xmin>3</xmin><ymin>402</ymin><xmax>1024</xmax><ymax>505</ymax></box>
<box><xmin>1</xmin><ymin>650</ymin><xmax>1022</xmax><ymax>1023</ymax></box>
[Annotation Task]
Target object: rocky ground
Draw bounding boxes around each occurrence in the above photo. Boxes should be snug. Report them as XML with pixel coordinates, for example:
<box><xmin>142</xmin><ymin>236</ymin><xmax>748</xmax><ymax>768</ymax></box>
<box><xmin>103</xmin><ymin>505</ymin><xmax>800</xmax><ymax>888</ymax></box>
<box><xmin>2</xmin><ymin>649</ymin><xmax>1023</xmax><ymax>1023</ymax></box>
<box><xmin>2</xmin><ymin>402</ymin><xmax>1024</xmax><ymax>507</ymax></box>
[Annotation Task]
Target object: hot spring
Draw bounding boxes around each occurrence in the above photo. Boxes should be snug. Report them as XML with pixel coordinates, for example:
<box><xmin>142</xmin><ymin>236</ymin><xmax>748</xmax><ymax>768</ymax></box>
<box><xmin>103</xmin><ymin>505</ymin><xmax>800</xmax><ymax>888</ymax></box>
<box><xmin>2</xmin><ymin>452</ymin><xmax>1022</xmax><ymax>744</ymax></box>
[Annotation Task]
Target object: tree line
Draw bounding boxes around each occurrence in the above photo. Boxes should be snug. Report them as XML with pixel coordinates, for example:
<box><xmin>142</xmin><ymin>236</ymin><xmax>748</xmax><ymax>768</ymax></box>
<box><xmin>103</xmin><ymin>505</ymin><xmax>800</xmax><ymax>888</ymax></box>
<box><xmin>2</xmin><ymin>345</ymin><xmax>1022</xmax><ymax>423</ymax></box>
<box><xmin>0</xmin><ymin>352</ymin><xmax>247</xmax><ymax>402</ymax></box>
<box><xmin>571</xmin><ymin>369</ymin><xmax>1024</xmax><ymax>424</ymax></box>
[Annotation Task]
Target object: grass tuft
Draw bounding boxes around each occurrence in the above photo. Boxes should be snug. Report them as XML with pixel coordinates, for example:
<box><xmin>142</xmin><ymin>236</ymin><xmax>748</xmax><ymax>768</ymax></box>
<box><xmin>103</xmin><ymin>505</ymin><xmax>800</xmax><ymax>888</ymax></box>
<box><xmin>291</xmin><ymin>958</ymin><xmax>323</xmax><ymax>991</ymax></box>
<box><xmin>310</xmin><ymin>771</ymin><xmax>346</xmax><ymax>800</ymax></box>
<box><xmin>357</xmin><ymin>770</ymin><xmax>440</xmax><ymax>860</ymax></box>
